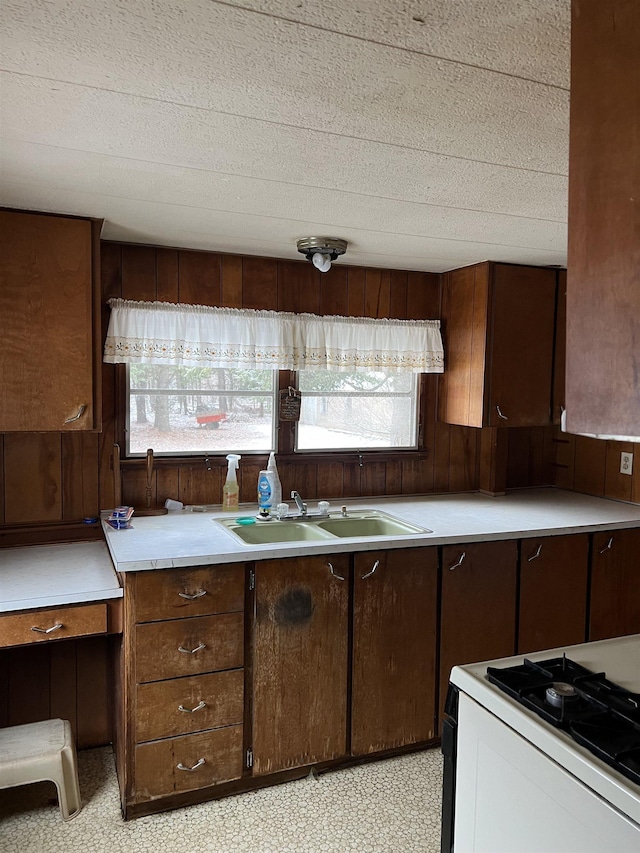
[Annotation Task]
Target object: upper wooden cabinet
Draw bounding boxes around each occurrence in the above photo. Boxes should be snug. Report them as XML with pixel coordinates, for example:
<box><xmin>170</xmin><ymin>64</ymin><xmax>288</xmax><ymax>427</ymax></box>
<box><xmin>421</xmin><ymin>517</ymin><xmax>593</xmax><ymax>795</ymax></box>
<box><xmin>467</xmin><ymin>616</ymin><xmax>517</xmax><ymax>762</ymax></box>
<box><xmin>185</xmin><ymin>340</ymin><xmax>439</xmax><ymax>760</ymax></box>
<box><xmin>439</xmin><ymin>262</ymin><xmax>558</xmax><ymax>428</ymax></box>
<box><xmin>566</xmin><ymin>2</ymin><xmax>640</xmax><ymax>438</ymax></box>
<box><xmin>0</xmin><ymin>210</ymin><xmax>101</xmax><ymax>431</ymax></box>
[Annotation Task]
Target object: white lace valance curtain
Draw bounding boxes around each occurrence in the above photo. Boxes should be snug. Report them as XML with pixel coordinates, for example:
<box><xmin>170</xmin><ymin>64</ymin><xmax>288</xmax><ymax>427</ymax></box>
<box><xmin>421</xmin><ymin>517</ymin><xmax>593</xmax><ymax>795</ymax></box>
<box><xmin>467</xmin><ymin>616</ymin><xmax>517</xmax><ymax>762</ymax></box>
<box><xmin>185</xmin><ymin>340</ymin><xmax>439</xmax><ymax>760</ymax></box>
<box><xmin>104</xmin><ymin>299</ymin><xmax>444</xmax><ymax>373</ymax></box>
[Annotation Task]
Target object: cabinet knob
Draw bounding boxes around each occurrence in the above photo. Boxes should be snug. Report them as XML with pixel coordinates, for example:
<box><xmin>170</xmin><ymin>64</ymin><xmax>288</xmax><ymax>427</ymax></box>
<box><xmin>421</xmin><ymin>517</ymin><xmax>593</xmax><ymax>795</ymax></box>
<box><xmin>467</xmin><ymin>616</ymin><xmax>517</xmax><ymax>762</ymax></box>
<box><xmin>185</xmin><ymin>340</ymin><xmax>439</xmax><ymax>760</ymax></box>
<box><xmin>448</xmin><ymin>552</ymin><xmax>466</xmax><ymax>571</ymax></box>
<box><xmin>177</xmin><ymin>642</ymin><xmax>206</xmax><ymax>654</ymax></box>
<box><xmin>527</xmin><ymin>544</ymin><xmax>543</xmax><ymax>562</ymax></box>
<box><xmin>362</xmin><ymin>559</ymin><xmax>380</xmax><ymax>580</ymax></box>
<box><xmin>599</xmin><ymin>537</ymin><xmax>614</xmax><ymax>554</ymax></box>
<box><xmin>178</xmin><ymin>590</ymin><xmax>207</xmax><ymax>600</ymax></box>
<box><xmin>176</xmin><ymin>758</ymin><xmax>206</xmax><ymax>772</ymax></box>
<box><xmin>64</xmin><ymin>404</ymin><xmax>86</xmax><ymax>424</ymax></box>
<box><xmin>178</xmin><ymin>701</ymin><xmax>207</xmax><ymax>714</ymax></box>
<box><xmin>327</xmin><ymin>562</ymin><xmax>345</xmax><ymax>581</ymax></box>
<box><xmin>31</xmin><ymin>622</ymin><xmax>63</xmax><ymax>634</ymax></box>
<box><xmin>495</xmin><ymin>405</ymin><xmax>508</xmax><ymax>421</ymax></box>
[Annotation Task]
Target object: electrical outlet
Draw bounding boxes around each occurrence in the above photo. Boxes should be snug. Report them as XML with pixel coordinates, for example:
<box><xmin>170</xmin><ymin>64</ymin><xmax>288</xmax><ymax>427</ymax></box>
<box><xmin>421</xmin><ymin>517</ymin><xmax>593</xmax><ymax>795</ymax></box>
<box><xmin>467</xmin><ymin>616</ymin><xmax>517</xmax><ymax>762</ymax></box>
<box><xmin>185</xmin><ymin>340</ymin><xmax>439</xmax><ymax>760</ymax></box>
<box><xmin>620</xmin><ymin>452</ymin><xmax>633</xmax><ymax>476</ymax></box>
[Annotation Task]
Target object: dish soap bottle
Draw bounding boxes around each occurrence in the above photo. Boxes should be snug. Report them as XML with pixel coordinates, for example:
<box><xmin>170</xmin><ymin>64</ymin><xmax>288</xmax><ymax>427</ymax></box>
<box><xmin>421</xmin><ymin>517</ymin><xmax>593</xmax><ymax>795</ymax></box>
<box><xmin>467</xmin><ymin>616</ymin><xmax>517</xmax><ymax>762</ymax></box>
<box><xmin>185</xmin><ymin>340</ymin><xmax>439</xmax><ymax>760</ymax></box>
<box><xmin>222</xmin><ymin>454</ymin><xmax>241</xmax><ymax>511</ymax></box>
<box><xmin>257</xmin><ymin>467</ymin><xmax>275</xmax><ymax>517</ymax></box>
<box><xmin>267</xmin><ymin>451</ymin><xmax>282</xmax><ymax>508</ymax></box>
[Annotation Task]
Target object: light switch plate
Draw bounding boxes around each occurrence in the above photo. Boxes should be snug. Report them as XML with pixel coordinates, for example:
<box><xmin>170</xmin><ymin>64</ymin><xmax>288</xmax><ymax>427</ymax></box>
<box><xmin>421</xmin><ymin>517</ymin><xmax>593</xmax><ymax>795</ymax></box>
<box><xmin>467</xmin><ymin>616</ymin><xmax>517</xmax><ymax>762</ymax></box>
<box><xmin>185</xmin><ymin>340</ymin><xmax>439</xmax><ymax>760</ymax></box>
<box><xmin>620</xmin><ymin>452</ymin><xmax>633</xmax><ymax>475</ymax></box>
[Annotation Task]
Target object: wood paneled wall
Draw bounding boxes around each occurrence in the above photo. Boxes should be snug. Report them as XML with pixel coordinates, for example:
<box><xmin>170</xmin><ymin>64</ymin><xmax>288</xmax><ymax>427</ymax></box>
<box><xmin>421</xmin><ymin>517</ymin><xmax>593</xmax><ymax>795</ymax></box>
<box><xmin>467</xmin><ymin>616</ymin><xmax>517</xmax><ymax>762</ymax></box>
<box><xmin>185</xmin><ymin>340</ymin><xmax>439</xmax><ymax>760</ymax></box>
<box><xmin>0</xmin><ymin>637</ymin><xmax>112</xmax><ymax>748</ymax></box>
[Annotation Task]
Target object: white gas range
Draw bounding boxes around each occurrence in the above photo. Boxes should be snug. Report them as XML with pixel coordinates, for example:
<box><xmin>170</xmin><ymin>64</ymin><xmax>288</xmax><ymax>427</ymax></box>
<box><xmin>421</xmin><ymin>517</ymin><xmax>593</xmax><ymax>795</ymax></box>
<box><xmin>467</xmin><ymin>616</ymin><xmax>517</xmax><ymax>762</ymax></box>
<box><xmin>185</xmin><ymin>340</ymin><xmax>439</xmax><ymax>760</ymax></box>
<box><xmin>442</xmin><ymin>634</ymin><xmax>640</xmax><ymax>853</ymax></box>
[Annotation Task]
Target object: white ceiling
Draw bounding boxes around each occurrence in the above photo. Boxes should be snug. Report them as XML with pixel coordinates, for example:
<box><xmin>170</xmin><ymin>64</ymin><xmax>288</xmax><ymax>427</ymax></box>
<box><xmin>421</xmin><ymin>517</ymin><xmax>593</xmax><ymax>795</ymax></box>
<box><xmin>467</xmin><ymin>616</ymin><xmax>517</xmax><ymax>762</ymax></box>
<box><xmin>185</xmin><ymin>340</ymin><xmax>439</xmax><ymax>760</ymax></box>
<box><xmin>0</xmin><ymin>0</ymin><xmax>570</xmax><ymax>272</ymax></box>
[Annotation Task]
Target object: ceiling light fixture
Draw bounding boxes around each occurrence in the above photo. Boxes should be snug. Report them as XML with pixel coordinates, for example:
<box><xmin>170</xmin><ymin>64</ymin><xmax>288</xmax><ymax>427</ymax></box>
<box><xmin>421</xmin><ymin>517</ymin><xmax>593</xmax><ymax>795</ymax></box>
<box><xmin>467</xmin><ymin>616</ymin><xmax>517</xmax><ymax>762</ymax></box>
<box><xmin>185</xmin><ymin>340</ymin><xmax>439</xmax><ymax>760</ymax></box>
<box><xmin>296</xmin><ymin>237</ymin><xmax>348</xmax><ymax>273</ymax></box>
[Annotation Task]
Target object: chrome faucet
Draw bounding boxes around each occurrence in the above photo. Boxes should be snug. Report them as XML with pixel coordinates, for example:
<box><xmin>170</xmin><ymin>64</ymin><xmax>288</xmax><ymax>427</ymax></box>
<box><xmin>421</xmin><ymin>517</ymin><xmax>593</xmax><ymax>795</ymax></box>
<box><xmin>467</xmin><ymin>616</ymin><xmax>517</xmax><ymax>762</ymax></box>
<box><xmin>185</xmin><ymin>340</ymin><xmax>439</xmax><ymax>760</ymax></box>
<box><xmin>291</xmin><ymin>490</ymin><xmax>307</xmax><ymax>516</ymax></box>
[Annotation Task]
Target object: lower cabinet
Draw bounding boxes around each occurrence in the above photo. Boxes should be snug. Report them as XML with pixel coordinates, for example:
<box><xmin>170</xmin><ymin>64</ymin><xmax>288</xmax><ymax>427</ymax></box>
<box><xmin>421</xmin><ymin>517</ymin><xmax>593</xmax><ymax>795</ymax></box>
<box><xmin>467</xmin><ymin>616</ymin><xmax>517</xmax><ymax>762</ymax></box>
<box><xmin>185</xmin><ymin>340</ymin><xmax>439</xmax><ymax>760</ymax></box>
<box><xmin>439</xmin><ymin>540</ymin><xmax>518</xmax><ymax>720</ymax></box>
<box><xmin>116</xmin><ymin>526</ymin><xmax>639</xmax><ymax>817</ymax></box>
<box><xmin>351</xmin><ymin>547</ymin><xmax>438</xmax><ymax>754</ymax></box>
<box><xmin>518</xmin><ymin>534</ymin><xmax>589</xmax><ymax>654</ymax></box>
<box><xmin>118</xmin><ymin>563</ymin><xmax>247</xmax><ymax>817</ymax></box>
<box><xmin>252</xmin><ymin>554</ymin><xmax>350</xmax><ymax>775</ymax></box>
<box><xmin>590</xmin><ymin>528</ymin><xmax>640</xmax><ymax>641</ymax></box>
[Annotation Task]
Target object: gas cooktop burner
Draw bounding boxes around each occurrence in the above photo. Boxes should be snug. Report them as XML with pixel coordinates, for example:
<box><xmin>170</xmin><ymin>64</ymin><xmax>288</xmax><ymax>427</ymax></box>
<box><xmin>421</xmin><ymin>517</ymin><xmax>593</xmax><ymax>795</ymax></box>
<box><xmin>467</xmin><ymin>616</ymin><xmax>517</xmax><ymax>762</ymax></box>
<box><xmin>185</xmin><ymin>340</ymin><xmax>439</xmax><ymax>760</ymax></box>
<box><xmin>486</xmin><ymin>654</ymin><xmax>640</xmax><ymax>786</ymax></box>
<box><xmin>546</xmin><ymin>682</ymin><xmax>579</xmax><ymax>707</ymax></box>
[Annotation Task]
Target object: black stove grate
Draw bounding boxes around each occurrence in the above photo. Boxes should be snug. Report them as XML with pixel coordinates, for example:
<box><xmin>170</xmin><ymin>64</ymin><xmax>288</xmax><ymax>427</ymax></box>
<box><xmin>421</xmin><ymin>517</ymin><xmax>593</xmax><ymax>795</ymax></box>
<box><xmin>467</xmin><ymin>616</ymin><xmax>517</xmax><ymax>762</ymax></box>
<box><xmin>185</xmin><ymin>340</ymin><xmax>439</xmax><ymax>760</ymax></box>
<box><xmin>486</xmin><ymin>655</ymin><xmax>640</xmax><ymax>787</ymax></box>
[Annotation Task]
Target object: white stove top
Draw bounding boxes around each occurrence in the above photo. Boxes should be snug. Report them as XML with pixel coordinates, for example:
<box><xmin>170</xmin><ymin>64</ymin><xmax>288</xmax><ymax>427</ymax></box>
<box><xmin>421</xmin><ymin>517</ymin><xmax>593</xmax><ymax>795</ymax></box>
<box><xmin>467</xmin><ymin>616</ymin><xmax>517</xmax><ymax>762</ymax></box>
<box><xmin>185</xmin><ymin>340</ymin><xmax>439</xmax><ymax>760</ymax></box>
<box><xmin>450</xmin><ymin>634</ymin><xmax>640</xmax><ymax>826</ymax></box>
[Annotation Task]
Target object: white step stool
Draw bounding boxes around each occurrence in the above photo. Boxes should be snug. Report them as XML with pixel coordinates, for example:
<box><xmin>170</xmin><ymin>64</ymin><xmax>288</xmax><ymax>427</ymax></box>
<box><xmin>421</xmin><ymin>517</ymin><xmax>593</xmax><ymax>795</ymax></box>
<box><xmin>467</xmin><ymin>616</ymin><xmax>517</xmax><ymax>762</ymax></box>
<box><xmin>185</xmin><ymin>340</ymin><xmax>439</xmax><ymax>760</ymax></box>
<box><xmin>0</xmin><ymin>718</ymin><xmax>82</xmax><ymax>821</ymax></box>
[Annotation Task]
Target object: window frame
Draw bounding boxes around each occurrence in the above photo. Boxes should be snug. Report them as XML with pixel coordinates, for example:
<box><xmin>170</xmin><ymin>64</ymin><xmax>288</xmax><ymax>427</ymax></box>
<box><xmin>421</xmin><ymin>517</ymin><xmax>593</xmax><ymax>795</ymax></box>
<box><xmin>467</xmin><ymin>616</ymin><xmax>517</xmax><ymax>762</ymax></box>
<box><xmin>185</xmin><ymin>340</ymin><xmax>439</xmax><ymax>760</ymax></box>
<box><xmin>116</xmin><ymin>366</ymin><xmax>428</xmax><ymax>463</ymax></box>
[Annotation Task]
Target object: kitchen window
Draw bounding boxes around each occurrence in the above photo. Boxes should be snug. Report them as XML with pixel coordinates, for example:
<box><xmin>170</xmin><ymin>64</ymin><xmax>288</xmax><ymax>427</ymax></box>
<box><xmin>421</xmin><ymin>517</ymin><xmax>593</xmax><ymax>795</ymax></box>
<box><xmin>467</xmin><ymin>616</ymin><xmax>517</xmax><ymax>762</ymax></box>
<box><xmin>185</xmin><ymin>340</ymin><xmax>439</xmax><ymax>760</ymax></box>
<box><xmin>108</xmin><ymin>298</ymin><xmax>442</xmax><ymax>457</ymax></box>
<box><xmin>126</xmin><ymin>365</ymin><xmax>277</xmax><ymax>456</ymax></box>
<box><xmin>295</xmin><ymin>370</ymin><xmax>420</xmax><ymax>451</ymax></box>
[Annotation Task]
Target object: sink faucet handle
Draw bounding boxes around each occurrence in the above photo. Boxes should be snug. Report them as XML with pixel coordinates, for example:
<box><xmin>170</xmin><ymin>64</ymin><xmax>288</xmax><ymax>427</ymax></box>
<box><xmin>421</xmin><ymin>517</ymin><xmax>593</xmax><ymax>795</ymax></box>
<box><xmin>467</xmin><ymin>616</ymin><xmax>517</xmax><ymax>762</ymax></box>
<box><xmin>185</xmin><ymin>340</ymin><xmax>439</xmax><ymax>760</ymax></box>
<box><xmin>291</xmin><ymin>490</ymin><xmax>307</xmax><ymax>515</ymax></box>
<box><xmin>341</xmin><ymin>505</ymin><xmax>348</xmax><ymax>517</ymax></box>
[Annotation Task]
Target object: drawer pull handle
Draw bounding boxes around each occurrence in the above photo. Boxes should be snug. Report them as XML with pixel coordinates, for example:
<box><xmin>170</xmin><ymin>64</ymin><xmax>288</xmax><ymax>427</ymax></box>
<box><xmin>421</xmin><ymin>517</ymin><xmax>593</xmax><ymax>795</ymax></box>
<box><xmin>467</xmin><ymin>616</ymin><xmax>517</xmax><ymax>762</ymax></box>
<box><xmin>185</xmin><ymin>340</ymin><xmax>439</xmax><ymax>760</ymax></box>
<box><xmin>176</xmin><ymin>758</ymin><xmax>206</xmax><ymax>772</ymax></box>
<box><xmin>327</xmin><ymin>562</ymin><xmax>345</xmax><ymax>581</ymax></box>
<box><xmin>64</xmin><ymin>404</ymin><xmax>86</xmax><ymax>424</ymax></box>
<box><xmin>599</xmin><ymin>537</ymin><xmax>614</xmax><ymax>554</ymax></box>
<box><xmin>31</xmin><ymin>623</ymin><xmax>63</xmax><ymax>634</ymax></box>
<box><xmin>496</xmin><ymin>405</ymin><xmax>508</xmax><ymax>421</ymax></box>
<box><xmin>527</xmin><ymin>544</ymin><xmax>543</xmax><ymax>562</ymax></box>
<box><xmin>448</xmin><ymin>552</ymin><xmax>466</xmax><ymax>571</ymax></box>
<box><xmin>362</xmin><ymin>559</ymin><xmax>380</xmax><ymax>580</ymax></box>
<box><xmin>178</xmin><ymin>590</ymin><xmax>207</xmax><ymax>600</ymax></box>
<box><xmin>177</xmin><ymin>643</ymin><xmax>206</xmax><ymax>654</ymax></box>
<box><xmin>178</xmin><ymin>701</ymin><xmax>207</xmax><ymax>714</ymax></box>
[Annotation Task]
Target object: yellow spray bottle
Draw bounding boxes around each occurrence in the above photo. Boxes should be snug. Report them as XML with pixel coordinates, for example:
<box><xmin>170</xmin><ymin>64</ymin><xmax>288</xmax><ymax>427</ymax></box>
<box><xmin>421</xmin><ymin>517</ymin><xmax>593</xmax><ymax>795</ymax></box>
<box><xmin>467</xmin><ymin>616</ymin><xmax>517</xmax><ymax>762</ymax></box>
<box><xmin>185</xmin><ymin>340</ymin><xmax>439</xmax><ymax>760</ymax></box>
<box><xmin>222</xmin><ymin>454</ymin><xmax>241</xmax><ymax>511</ymax></box>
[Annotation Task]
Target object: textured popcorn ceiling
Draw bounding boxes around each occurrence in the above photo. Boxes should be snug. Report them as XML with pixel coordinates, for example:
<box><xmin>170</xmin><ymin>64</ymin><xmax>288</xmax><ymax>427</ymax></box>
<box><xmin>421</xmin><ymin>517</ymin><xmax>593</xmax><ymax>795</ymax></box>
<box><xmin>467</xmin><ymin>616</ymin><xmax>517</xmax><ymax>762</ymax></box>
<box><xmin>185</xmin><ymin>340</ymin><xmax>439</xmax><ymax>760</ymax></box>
<box><xmin>0</xmin><ymin>1</ymin><xmax>570</xmax><ymax>271</ymax></box>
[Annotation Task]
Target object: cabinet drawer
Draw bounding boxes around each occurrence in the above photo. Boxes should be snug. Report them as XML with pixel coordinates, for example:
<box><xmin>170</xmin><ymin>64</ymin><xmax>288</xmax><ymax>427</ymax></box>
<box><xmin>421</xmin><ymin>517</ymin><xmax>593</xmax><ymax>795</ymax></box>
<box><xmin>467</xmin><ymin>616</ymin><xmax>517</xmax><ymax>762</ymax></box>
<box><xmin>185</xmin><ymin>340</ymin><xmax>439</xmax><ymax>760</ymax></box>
<box><xmin>134</xmin><ymin>725</ymin><xmax>243</xmax><ymax>801</ymax></box>
<box><xmin>132</xmin><ymin>564</ymin><xmax>245</xmax><ymax>623</ymax></box>
<box><xmin>0</xmin><ymin>603</ymin><xmax>107</xmax><ymax>648</ymax></box>
<box><xmin>136</xmin><ymin>670</ymin><xmax>244</xmax><ymax>743</ymax></box>
<box><xmin>135</xmin><ymin>612</ymin><xmax>244</xmax><ymax>683</ymax></box>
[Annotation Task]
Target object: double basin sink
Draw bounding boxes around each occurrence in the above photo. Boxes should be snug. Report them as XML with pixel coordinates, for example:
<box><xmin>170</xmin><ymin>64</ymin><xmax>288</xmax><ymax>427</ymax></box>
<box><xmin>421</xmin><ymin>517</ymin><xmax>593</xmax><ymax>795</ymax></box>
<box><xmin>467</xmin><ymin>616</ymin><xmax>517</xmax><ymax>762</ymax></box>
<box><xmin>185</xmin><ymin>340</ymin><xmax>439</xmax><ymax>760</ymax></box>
<box><xmin>217</xmin><ymin>509</ymin><xmax>431</xmax><ymax>545</ymax></box>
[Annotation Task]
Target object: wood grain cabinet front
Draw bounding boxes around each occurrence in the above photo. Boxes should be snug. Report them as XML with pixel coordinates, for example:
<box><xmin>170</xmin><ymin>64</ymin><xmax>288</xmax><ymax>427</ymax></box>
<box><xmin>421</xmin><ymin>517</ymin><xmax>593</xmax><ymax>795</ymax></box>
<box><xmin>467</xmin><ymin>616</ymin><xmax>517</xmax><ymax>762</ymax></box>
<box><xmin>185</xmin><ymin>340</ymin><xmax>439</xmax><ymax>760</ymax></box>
<box><xmin>589</xmin><ymin>529</ymin><xmax>640</xmax><ymax>641</ymax></box>
<box><xmin>132</xmin><ymin>564</ymin><xmax>244</xmax><ymax>623</ymax></box>
<box><xmin>0</xmin><ymin>603</ymin><xmax>107</xmax><ymax>648</ymax></box>
<box><xmin>518</xmin><ymin>534</ymin><xmax>589</xmax><ymax>654</ymax></box>
<box><xmin>439</xmin><ymin>539</ymin><xmax>518</xmax><ymax>721</ymax></box>
<box><xmin>439</xmin><ymin>262</ymin><xmax>558</xmax><ymax>428</ymax></box>
<box><xmin>134</xmin><ymin>726</ymin><xmax>244</xmax><ymax>802</ymax></box>
<box><xmin>134</xmin><ymin>612</ymin><xmax>244</xmax><ymax>684</ymax></box>
<box><xmin>351</xmin><ymin>547</ymin><xmax>438</xmax><ymax>755</ymax></box>
<box><xmin>135</xmin><ymin>670</ymin><xmax>244</xmax><ymax>743</ymax></box>
<box><xmin>0</xmin><ymin>210</ymin><xmax>101</xmax><ymax>432</ymax></box>
<box><xmin>118</xmin><ymin>564</ymin><xmax>248</xmax><ymax>817</ymax></box>
<box><xmin>252</xmin><ymin>554</ymin><xmax>350</xmax><ymax>776</ymax></box>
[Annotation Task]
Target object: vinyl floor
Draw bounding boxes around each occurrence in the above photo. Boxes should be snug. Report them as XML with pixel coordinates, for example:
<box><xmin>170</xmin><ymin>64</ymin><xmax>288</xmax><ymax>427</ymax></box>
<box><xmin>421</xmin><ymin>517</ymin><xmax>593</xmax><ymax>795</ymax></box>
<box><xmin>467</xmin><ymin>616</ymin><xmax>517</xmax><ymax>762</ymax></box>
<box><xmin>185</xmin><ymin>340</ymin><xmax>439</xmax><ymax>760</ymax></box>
<box><xmin>0</xmin><ymin>746</ymin><xmax>443</xmax><ymax>853</ymax></box>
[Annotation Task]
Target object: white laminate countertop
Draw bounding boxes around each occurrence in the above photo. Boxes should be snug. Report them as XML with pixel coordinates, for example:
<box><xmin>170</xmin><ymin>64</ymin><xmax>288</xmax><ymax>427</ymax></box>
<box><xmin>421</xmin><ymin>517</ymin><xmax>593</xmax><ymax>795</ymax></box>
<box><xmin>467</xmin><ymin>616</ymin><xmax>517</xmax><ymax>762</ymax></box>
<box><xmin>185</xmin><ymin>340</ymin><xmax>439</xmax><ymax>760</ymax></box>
<box><xmin>102</xmin><ymin>487</ymin><xmax>640</xmax><ymax>573</ymax></box>
<box><xmin>0</xmin><ymin>541</ymin><xmax>122</xmax><ymax>613</ymax></box>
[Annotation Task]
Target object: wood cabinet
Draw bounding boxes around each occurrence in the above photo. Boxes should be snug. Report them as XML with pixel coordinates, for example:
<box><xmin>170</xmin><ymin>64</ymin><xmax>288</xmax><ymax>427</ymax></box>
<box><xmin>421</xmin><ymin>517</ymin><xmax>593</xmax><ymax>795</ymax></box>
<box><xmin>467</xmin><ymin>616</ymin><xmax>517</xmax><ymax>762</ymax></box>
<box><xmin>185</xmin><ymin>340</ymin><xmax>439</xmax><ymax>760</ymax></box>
<box><xmin>589</xmin><ymin>529</ymin><xmax>640</xmax><ymax>641</ymax></box>
<box><xmin>440</xmin><ymin>262</ymin><xmax>557</xmax><ymax>428</ymax></box>
<box><xmin>118</xmin><ymin>564</ymin><xmax>246</xmax><ymax>817</ymax></box>
<box><xmin>0</xmin><ymin>209</ymin><xmax>101</xmax><ymax>431</ymax></box>
<box><xmin>566</xmin><ymin>1</ymin><xmax>640</xmax><ymax>437</ymax></box>
<box><xmin>439</xmin><ymin>540</ymin><xmax>518</xmax><ymax>719</ymax></box>
<box><xmin>351</xmin><ymin>547</ymin><xmax>438</xmax><ymax>754</ymax></box>
<box><xmin>518</xmin><ymin>534</ymin><xmax>589</xmax><ymax>654</ymax></box>
<box><xmin>252</xmin><ymin>554</ymin><xmax>350</xmax><ymax>775</ymax></box>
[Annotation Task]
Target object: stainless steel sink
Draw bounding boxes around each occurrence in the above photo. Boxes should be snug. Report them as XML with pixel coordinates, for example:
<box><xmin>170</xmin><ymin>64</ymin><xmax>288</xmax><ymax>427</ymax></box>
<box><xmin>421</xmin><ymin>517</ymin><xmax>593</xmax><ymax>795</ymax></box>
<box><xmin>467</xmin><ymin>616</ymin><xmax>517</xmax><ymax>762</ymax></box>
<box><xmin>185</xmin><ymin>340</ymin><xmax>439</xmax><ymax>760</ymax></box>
<box><xmin>217</xmin><ymin>518</ymin><xmax>337</xmax><ymax>545</ymax></box>
<box><xmin>216</xmin><ymin>509</ymin><xmax>430</xmax><ymax>544</ymax></box>
<box><xmin>316</xmin><ymin>510</ymin><xmax>430</xmax><ymax>538</ymax></box>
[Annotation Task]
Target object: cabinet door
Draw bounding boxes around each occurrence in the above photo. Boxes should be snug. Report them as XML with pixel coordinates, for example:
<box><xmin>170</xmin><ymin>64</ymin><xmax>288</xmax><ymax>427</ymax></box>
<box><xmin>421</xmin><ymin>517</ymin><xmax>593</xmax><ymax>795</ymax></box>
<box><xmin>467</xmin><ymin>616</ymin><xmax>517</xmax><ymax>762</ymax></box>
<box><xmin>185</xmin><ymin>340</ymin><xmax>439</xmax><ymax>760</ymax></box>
<box><xmin>0</xmin><ymin>210</ymin><xmax>97</xmax><ymax>431</ymax></box>
<box><xmin>252</xmin><ymin>554</ymin><xmax>350</xmax><ymax>775</ymax></box>
<box><xmin>487</xmin><ymin>264</ymin><xmax>557</xmax><ymax>427</ymax></box>
<box><xmin>590</xmin><ymin>529</ymin><xmax>640</xmax><ymax>641</ymax></box>
<box><xmin>439</xmin><ymin>540</ymin><xmax>517</xmax><ymax>720</ymax></box>
<box><xmin>351</xmin><ymin>548</ymin><xmax>438</xmax><ymax>755</ymax></box>
<box><xmin>518</xmin><ymin>534</ymin><xmax>588</xmax><ymax>654</ymax></box>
